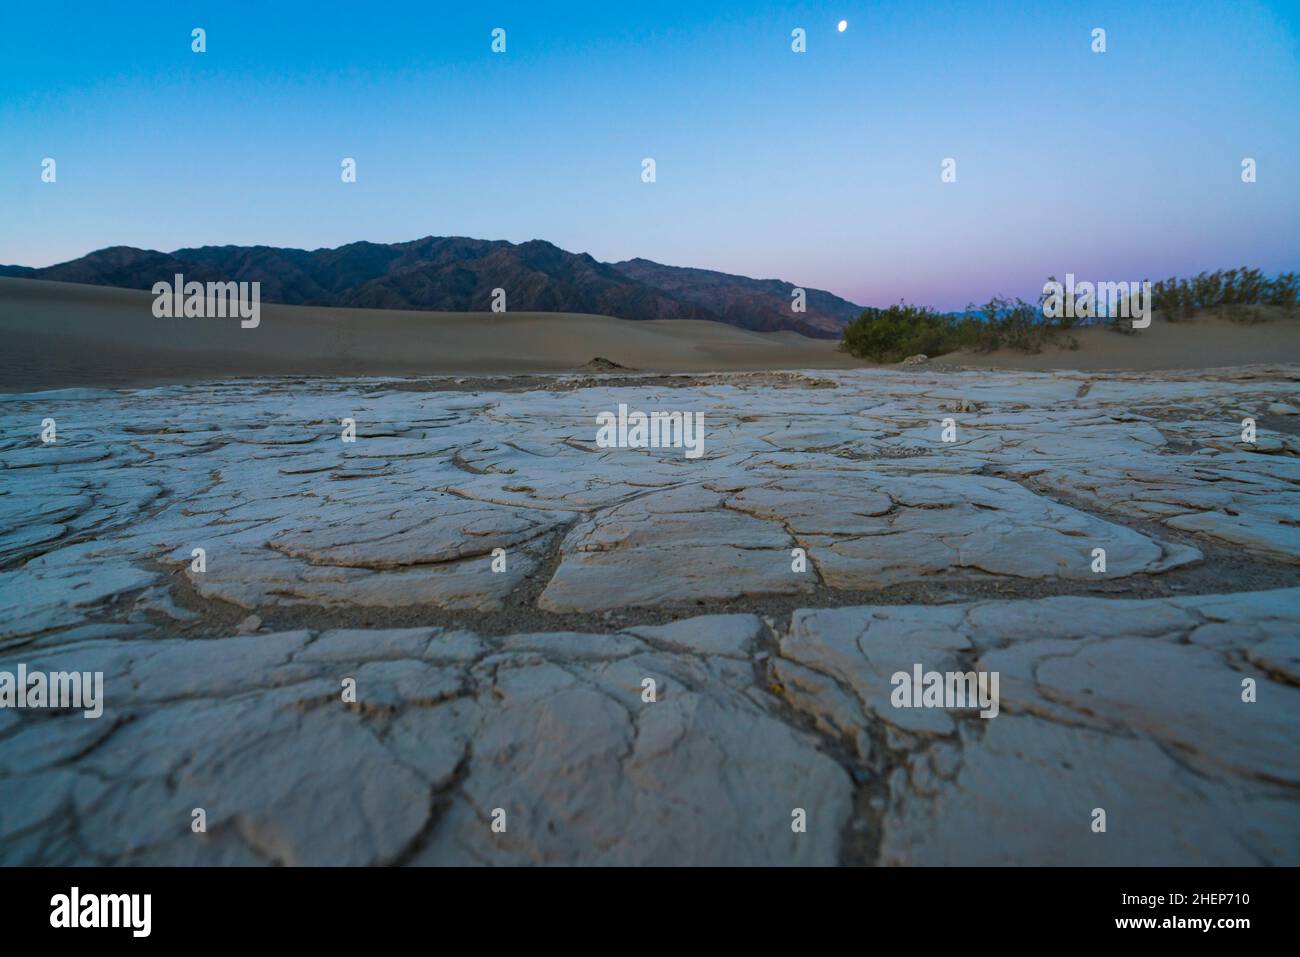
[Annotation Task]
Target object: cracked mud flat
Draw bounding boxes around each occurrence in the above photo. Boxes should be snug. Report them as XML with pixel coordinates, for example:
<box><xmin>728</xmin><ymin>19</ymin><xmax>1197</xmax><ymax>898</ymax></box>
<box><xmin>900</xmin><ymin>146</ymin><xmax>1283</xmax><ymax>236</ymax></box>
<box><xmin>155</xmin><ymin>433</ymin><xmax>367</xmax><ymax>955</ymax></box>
<box><xmin>1</xmin><ymin>365</ymin><xmax>1298</xmax><ymax>865</ymax></box>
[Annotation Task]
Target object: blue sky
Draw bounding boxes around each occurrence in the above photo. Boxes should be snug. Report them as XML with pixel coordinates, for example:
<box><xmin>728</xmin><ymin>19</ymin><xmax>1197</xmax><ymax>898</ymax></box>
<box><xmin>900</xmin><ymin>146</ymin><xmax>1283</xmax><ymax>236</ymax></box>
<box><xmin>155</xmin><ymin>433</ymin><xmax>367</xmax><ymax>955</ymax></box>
<box><xmin>2</xmin><ymin>0</ymin><xmax>1297</xmax><ymax>309</ymax></box>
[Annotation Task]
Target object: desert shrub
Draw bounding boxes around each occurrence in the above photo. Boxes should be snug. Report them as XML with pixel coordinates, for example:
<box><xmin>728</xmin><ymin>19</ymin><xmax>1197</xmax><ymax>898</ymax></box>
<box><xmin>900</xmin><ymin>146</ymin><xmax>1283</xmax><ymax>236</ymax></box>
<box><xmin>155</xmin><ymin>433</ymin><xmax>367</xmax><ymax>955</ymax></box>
<box><xmin>838</xmin><ymin>303</ymin><xmax>953</xmax><ymax>362</ymax></box>
<box><xmin>1152</xmin><ymin>278</ymin><xmax>1190</xmax><ymax>320</ymax></box>
<box><xmin>1040</xmin><ymin>277</ymin><xmax>1077</xmax><ymax>330</ymax></box>
<box><xmin>988</xmin><ymin>297</ymin><xmax>1053</xmax><ymax>352</ymax></box>
<box><xmin>839</xmin><ymin>296</ymin><xmax>1061</xmax><ymax>361</ymax></box>
<box><xmin>841</xmin><ymin>267</ymin><xmax>1297</xmax><ymax>362</ymax></box>
<box><xmin>1152</xmin><ymin>268</ymin><xmax>1297</xmax><ymax>319</ymax></box>
<box><xmin>1269</xmin><ymin>272</ymin><xmax>1298</xmax><ymax>316</ymax></box>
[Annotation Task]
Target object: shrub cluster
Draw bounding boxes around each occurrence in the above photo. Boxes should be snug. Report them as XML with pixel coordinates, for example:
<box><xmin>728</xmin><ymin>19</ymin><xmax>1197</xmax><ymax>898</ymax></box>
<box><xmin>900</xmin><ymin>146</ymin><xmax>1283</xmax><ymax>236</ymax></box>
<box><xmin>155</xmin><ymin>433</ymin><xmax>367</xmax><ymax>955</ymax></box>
<box><xmin>839</xmin><ymin>297</ymin><xmax>1067</xmax><ymax>362</ymax></box>
<box><xmin>840</xmin><ymin>268</ymin><xmax>1298</xmax><ymax>361</ymax></box>
<box><xmin>1151</xmin><ymin>269</ymin><xmax>1297</xmax><ymax>321</ymax></box>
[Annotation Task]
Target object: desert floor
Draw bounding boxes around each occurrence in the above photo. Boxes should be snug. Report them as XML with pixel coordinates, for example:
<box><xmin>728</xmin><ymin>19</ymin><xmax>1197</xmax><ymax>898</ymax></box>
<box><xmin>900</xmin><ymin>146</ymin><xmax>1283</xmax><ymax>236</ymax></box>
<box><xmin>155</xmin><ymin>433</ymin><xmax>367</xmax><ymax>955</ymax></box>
<box><xmin>4</xmin><ymin>277</ymin><xmax>1300</xmax><ymax>391</ymax></box>
<box><xmin>1</xmin><ymin>364</ymin><xmax>1297</xmax><ymax>864</ymax></box>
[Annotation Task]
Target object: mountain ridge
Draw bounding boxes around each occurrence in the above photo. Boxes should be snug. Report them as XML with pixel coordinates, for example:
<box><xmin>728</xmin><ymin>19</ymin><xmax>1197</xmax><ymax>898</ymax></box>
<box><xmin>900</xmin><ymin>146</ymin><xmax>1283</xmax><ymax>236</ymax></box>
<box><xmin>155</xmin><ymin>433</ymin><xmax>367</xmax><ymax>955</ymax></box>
<box><xmin>0</xmin><ymin>237</ymin><xmax>861</xmax><ymax>338</ymax></box>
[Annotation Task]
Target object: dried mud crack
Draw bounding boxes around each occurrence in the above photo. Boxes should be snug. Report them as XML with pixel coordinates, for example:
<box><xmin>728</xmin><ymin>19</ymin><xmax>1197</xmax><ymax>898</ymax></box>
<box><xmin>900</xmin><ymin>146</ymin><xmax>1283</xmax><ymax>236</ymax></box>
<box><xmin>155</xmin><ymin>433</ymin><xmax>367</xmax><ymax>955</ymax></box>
<box><xmin>1</xmin><ymin>366</ymin><xmax>1297</xmax><ymax>864</ymax></box>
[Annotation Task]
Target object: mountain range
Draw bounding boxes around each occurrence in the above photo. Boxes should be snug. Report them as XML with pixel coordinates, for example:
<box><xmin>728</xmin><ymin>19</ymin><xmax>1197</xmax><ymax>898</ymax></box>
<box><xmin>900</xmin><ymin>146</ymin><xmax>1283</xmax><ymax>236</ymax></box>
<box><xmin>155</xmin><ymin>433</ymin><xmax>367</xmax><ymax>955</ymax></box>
<box><xmin>0</xmin><ymin>237</ymin><xmax>863</xmax><ymax>338</ymax></box>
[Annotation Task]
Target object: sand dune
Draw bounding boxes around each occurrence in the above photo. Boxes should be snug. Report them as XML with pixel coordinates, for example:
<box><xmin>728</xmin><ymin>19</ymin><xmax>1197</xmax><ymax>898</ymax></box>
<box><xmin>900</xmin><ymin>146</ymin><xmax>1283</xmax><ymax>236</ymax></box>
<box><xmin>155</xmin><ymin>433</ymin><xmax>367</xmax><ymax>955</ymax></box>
<box><xmin>0</xmin><ymin>278</ymin><xmax>856</xmax><ymax>390</ymax></box>
<box><xmin>940</xmin><ymin>309</ymin><xmax>1300</xmax><ymax>372</ymax></box>
<box><xmin>3</xmin><ymin>277</ymin><xmax>1298</xmax><ymax>390</ymax></box>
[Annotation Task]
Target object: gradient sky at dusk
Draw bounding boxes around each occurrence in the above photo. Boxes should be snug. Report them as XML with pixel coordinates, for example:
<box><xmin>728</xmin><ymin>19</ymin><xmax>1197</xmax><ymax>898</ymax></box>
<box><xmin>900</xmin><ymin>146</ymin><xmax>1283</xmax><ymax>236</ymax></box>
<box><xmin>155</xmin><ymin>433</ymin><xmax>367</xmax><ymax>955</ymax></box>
<box><xmin>2</xmin><ymin>1</ymin><xmax>1297</xmax><ymax>310</ymax></box>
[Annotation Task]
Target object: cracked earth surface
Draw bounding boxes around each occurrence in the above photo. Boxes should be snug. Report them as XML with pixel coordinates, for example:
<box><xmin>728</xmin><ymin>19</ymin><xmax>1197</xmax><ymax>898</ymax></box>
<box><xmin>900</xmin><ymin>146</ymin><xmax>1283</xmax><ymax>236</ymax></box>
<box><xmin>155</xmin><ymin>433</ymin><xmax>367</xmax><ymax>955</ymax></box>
<box><xmin>1</xmin><ymin>366</ymin><xmax>1298</xmax><ymax>864</ymax></box>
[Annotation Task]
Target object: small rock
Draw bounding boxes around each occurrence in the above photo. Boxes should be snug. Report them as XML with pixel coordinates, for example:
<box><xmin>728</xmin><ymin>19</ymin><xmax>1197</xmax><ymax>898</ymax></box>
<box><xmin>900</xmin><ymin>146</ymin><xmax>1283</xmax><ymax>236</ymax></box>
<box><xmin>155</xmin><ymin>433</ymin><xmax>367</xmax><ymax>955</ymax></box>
<box><xmin>237</xmin><ymin>614</ymin><xmax>262</xmax><ymax>634</ymax></box>
<box><xmin>901</xmin><ymin>354</ymin><xmax>929</xmax><ymax>365</ymax></box>
<box><xmin>582</xmin><ymin>357</ymin><xmax>629</xmax><ymax>372</ymax></box>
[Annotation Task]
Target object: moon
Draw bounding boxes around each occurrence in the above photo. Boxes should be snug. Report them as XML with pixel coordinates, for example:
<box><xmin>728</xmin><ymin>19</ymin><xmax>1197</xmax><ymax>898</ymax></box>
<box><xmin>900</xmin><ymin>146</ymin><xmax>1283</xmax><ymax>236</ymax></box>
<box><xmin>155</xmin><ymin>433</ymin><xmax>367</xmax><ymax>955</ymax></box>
<box><xmin>837</xmin><ymin>19</ymin><xmax>848</xmax><ymax>32</ymax></box>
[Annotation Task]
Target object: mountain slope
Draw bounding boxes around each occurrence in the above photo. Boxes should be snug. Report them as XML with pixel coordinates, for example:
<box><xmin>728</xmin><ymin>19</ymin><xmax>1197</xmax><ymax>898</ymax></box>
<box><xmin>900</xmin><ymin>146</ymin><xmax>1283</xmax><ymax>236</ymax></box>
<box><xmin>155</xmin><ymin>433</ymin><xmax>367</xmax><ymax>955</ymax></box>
<box><xmin>1</xmin><ymin>237</ymin><xmax>863</xmax><ymax>337</ymax></box>
<box><xmin>611</xmin><ymin>258</ymin><xmax>857</xmax><ymax>336</ymax></box>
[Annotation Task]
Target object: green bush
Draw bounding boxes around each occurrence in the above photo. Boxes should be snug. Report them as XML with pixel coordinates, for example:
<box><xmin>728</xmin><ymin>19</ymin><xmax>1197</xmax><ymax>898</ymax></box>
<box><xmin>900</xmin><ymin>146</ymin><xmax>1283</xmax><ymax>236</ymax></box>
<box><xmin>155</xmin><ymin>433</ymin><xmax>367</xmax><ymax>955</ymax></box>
<box><xmin>838</xmin><ymin>303</ymin><xmax>953</xmax><ymax>362</ymax></box>
<box><xmin>839</xmin><ymin>296</ymin><xmax>1060</xmax><ymax>362</ymax></box>
<box><xmin>1152</xmin><ymin>268</ymin><xmax>1297</xmax><ymax>319</ymax></box>
<box><xmin>842</xmin><ymin>268</ymin><xmax>1299</xmax><ymax>362</ymax></box>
